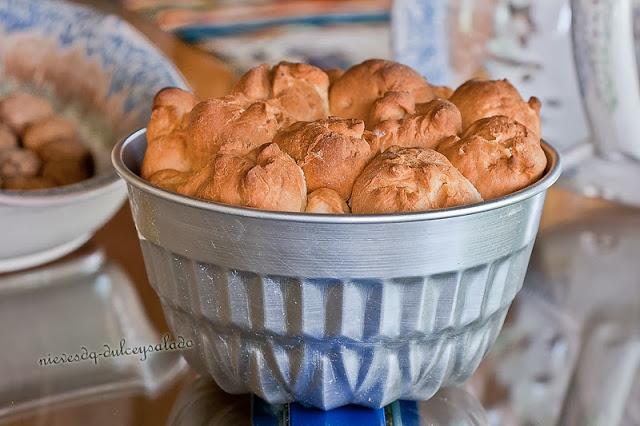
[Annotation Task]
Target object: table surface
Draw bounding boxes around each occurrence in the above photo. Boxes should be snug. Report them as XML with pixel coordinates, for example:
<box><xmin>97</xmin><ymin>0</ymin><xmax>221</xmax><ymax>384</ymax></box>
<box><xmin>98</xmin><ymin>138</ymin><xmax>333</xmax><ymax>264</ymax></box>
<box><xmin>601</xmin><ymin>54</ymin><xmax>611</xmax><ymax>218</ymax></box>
<box><xmin>2</xmin><ymin>1</ymin><xmax>636</xmax><ymax>425</ymax></box>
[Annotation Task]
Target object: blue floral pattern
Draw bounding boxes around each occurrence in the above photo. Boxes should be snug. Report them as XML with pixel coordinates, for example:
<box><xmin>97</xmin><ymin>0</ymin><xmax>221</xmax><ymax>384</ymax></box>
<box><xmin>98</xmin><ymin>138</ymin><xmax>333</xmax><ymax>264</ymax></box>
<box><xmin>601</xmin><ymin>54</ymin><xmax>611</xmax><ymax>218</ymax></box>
<box><xmin>0</xmin><ymin>0</ymin><xmax>187</xmax><ymax>119</ymax></box>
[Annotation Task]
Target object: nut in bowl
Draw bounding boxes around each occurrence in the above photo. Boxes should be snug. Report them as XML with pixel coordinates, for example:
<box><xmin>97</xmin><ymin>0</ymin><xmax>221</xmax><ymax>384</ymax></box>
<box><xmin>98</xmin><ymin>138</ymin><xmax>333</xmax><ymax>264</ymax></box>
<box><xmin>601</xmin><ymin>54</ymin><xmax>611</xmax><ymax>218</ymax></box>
<box><xmin>0</xmin><ymin>0</ymin><xmax>187</xmax><ymax>272</ymax></box>
<box><xmin>113</xmin><ymin>59</ymin><xmax>561</xmax><ymax>409</ymax></box>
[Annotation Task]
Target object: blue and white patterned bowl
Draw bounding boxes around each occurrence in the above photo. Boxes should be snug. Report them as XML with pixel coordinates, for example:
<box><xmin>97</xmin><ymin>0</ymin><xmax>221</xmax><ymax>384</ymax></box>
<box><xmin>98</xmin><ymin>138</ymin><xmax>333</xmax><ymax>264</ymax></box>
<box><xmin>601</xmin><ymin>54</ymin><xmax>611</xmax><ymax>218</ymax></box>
<box><xmin>0</xmin><ymin>0</ymin><xmax>187</xmax><ymax>272</ymax></box>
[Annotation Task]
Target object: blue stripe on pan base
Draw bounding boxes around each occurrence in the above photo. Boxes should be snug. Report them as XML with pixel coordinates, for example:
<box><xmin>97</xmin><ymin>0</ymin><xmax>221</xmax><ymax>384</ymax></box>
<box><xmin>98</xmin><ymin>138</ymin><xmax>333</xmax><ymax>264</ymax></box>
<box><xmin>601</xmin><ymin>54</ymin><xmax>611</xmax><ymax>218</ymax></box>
<box><xmin>289</xmin><ymin>402</ymin><xmax>386</xmax><ymax>426</ymax></box>
<box><xmin>251</xmin><ymin>397</ymin><xmax>423</xmax><ymax>425</ymax></box>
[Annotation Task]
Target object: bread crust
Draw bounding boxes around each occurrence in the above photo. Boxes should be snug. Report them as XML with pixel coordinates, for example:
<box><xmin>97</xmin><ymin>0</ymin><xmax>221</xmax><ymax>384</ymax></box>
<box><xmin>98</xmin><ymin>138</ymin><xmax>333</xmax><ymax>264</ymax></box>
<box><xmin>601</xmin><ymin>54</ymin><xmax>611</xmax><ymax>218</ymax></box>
<box><xmin>273</xmin><ymin>117</ymin><xmax>372</xmax><ymax>199</ymax></box>
<box><xmin>0</xmin><ymin>92</ymin><xmax>53</xmax><ymax>134</ymax></box>
<box><xmin>232</xmin><ymin>62</ymin><xmax>330</xmax><ymax>122</ymax></box>
<box><xmin>141</xmin><ymin>64</ymin><xmax>547</xmax><ymax>213</ymax></box>
<box><xmin>329</xmin><ymin>59</ymin><xmax>436</xmax><ymax>124</ymax></box>
<box><xmin>305</xmin><ymin>188</ymin><xmax>350</xmax><ymax>214</ymax></box>
<box><xmin>369</xmin><ymin>98</ymin><xmax>462</xmax><ymax>153</ymax></box>
<box><xmin>22</xmin><ymin>116</ymin><xmax>76</xmax><ymax>151</ymax></box>
<box><xmin>351</xmin><ymin>146</ymin><xmax>482</xmax><ymax>213</ymax></box>
<box><xmin>437</xmin><ymin>116</ymin><xmax>547</xmax><ymax>199</ymax></box>
<box><xmin>449</xmin><ymin>79</ymin><xmax>541</xmax><ymax>135</ymax></box>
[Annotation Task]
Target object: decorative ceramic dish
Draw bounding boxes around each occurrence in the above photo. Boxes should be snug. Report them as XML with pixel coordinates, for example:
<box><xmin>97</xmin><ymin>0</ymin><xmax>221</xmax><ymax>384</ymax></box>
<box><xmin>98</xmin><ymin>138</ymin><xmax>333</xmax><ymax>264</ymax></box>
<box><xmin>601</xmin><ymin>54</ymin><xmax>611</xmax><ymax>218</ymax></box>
<box><xmin>0</xmin><ymin>0</ymin><xmax>187</xmax><ymax>272</ymax></box>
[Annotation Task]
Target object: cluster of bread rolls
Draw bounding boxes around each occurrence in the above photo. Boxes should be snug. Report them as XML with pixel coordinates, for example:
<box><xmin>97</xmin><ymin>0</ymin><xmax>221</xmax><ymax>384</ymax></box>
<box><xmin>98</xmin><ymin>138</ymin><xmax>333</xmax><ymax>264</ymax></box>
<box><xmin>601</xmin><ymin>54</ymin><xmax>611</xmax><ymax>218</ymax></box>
<box><xmin>0</xmin><ymin>92</ymin><xmax>93</xmax><ymax>190</ymax></box>
<box><xmin>142</xmin><ymin>59</ymin><xmax>546</xmax><ymax>214</ymax></box>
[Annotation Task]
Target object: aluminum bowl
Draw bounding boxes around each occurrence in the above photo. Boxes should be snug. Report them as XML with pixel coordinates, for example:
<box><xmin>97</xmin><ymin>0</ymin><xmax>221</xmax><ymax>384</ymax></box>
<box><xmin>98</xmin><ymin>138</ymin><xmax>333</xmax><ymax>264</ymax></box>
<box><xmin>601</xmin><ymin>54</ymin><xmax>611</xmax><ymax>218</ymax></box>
<box><xmin>113</xmin><ymin>129</ymin><xmax>561</xmax><ymax>410</ymax></box>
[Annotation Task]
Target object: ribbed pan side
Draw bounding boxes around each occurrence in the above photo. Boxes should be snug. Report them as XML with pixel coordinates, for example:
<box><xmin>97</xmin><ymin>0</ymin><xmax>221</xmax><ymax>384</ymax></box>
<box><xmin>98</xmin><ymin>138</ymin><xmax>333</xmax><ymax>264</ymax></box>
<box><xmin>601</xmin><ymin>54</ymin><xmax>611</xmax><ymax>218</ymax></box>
<box><xmin>140</xmin><ymin>240</ymin><xmax>532</xmax><ymax>409</ymax></box>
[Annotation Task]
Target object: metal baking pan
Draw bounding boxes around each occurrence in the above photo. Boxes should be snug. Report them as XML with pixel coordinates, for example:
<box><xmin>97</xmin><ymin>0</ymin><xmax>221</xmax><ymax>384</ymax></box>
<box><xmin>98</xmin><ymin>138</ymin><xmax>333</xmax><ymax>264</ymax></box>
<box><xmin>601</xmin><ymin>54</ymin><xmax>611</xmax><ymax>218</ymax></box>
<box><xmin>112</xmin><ymin>128</ymin><xmax>561</xmax><ymax>409</ymax></box>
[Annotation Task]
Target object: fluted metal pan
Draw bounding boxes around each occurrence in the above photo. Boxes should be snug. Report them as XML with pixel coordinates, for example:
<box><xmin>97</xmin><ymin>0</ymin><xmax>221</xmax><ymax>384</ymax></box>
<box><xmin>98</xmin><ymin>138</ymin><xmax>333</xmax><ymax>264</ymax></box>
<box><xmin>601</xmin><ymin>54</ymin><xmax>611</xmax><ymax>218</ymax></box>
<box><xmin>112</xmin><ymin>129</ymin><xmax>561</xmax><ymax>410</ymax></box>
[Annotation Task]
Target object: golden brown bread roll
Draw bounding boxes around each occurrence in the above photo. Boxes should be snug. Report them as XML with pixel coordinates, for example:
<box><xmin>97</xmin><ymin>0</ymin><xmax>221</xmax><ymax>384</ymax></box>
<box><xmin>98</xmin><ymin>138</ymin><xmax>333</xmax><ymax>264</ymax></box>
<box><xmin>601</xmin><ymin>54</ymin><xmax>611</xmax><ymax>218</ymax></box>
<box><xmin>305</xmin><ymin>188</ymin><xmax>350</xmax><ymax>214</ymax></box>
<box><xmin>0</xmin><ymin>149</ymin><xmax>41</xmax><ymax>178</ymax></box>
<box><xmin>437</xmin><ymin>116</ymin><xmax>547</xmax><ymax>200</ymax></box>
<box><xmin>367</xmin><ymin>91</ymin><xmax>416</xmax><ymax>126</ymax></box>
<box><xmin>273</xmin><ymin>117</ymin><xmax>372</xmax><ymax>199</ymax></box>
<box><xmin>369</xmin><ymin>98</ymin><xmax>462</xmax><ymax>153</ymax></box>
<box><xmin>187</xmin><ymin>97</ymin><xmax>287</xmax><ymax>161</ymax></box>
<box><xmin>214</xmin><ymin>100</ymin><xmax>286</xmax><ymax>157</ymax></box>
<box><xmin>141</xmin><ymin>61</ymin><xmax>548</xmax><ymax>214</ymax></box>
<box><xmin>351</xmin><ymin>146</ymin><xmax>482</xmax><ymax>213</ymax></box>
<box><xmin>0</xmin><ymin>92</ymin><xmax>54</xmax><ymax>134</ymax></box>
<box><xmin>148</xmin><ymin>169</ymin><xmax>193</xmax><ymax>193</ymax></box>
<box><xmin>432</xmin><ymin>85</ymin><xmax>454</xmax><ymax>99</ymax></box>
<box><xmin>324</xmin><ymin>68</ymin><xmax>344</xmax><ymax>85</ymax></box>
<box><xmin>146</xmin><ymin>87</ymin><xmax>198</xmax><ymax>142</ymax></box>
<box><xmin>240</xmin><ymin>143</ymin><xmax>307</xmax><ymax>212</ymax></box>
<box><xmin>22</xmin><ymin>116</ymin><xmax>76</xmax><ymax>151</ymax></box>
<box><xmin>36</xmin><ymin>138</ymin><xmax>90</xmax><ymax>163</ymax></box>
<box><xmin>189</xmin><ymin>156</ymin><xmax>252</xmax><ymax>204</ymax></box>
<box><xmin>143</xmin><ymin>93</ymin><xmax>286</xmax><ymax>179</ymax></box>
<box><xmin>449</xmin><ymin>79</ymin><xmax>541</xmax><ymax>135</ymax></box>
<box><xmin>0</xmin><ymin>123</ymin><xmax>17</xmax><ymax>151</ymax></box>
<box><xmin>141</xmin><ymin>88</ymin><xmax>198</xmax><ymax>179</ymax></box>
<box><xmin>41</xmin><ymin>160</ymin><xmax>91</xmax><ymax>186</ymax></box>
<box><xmin>329</xmin><ymin>59</ymin><xmax>436</xmax><ymax>123</ymax></box>
<box><xmin>232</xmin><ymin>62</ymin><xmax>330</xmax><ymax>122</ymax></box>
<box><xmin>155</xmin><ymin>144</ymin><xmax>307</xmax><ymax>212</ymax></box>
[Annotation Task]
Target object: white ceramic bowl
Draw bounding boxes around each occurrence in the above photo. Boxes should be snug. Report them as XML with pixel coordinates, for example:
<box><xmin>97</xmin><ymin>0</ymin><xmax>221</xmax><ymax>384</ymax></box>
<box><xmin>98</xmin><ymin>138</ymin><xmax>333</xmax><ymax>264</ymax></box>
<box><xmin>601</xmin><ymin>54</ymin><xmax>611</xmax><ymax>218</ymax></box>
<box><xmin>0</xmin><ymin>0</ymin><xmax>187</xmax><ymax>272</ymax></box>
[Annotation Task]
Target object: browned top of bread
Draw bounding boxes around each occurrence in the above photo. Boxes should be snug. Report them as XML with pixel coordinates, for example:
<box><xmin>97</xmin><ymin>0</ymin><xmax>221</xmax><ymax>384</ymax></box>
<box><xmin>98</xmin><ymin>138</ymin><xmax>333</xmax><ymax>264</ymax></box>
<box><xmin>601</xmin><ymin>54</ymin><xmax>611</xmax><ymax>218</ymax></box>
<box><xmin>449</xmin><ymin>79</ymin><xmax>541</xmax><ymax>135</ymax></box>
<box><xmin>22</xmin><ymin>116</ymin><xmax>76</xmax><ymax>151</ymax></box>
<box><xmin>329</xmin><ymin>59</ymin><xmax>436</xmax><ymax>123</ymax></box>
<box><xmin>153</xmin><ymin>144</ymin><xmax>307</xmax><ymax>212</ymax></box>
<box><xmin>305</xmin><ymin>188</ymin><xmax>350</xmax><ymax>214</ymax></box>
<box><xmin>367</xmin><ymin>91</ymin><xmax>416</xmax><ymax>127</ymax></box>
<box><xmin>351</xmin><ymin>146</ymin><xmax>482</xmax><ymax>213</ymax></box>
<box><xmin>232</xmin><ymin>62</ymin><xmax>330</xmax><ymax>123</ymax></box>
<box><xmin>142</xmin><ymin>89</ymin><xmax>287</xmax><ymax>178</ymax></box>
<box><xmin>369</xmin><ymin>98</ymin><xmax>462</xmax><ymax>153</ymax></box>
<box><xmin>141</xmin><ymin>88</ymin><xmax>198</xmax><ymax>178</ymax></box>
<box><xmin>437</xmin><ymin>116</ymin><xmax>547</xmax><ymax>200</ymax></box>
<box><xmin>273</xmin><ymin>117</ymin><xmax>372</xmax><ymax>199</ymax></box>
<box><xmin>324</xmin><ymin>68</ymin><xmax>344</xmax><ymax>85</ymax></box>
<box><xmin>142</xmin><ymin>61</ymin><xmax>547</xmax><ymax>214</ymax></box>
<box><xmin>0</xmin><ymin>92</ymin><xmax>54</xmax><ymax>134</ymax></box>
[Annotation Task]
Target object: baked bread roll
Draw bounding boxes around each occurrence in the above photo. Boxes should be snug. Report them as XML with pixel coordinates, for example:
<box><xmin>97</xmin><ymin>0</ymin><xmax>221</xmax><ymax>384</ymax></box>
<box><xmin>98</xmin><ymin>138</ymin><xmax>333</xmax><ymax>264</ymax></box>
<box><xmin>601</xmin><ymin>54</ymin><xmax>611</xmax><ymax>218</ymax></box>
<box><xmin>141</xmin><ymin>88</ymin><xmax>198</xmax><ymax>178</ymax></box>
<box><xmin>449</xmin><ymin>79</ymin><xmax>541</xmax><ymax>135</ymax></box>
<box><xmin>369</xmin><ymin>98</ymin><xmax>462</xmax><ymax>153</ymax></box>
<box><xmin>142</xmin><ymin>61</ymin><xmax>548</xmax><ymax>214</ymax></box>
<box><xmin>0</xmin><ymin>149</ymin><xmax>41</xmax><ymax>178</ymax></box>
<box><xmin>0</xmin><ymin>123</ymin><xmax>17</xmax><ymax>151</ymax></box>
<box><xmin>240</xmin><ymin>144</ymin><xmax>307</xmax><ymax>212</ymax></box>
<box><xmin>273</xmin><ymin>117</ymin><xmax>372</xmax><ymax>199</ymax></box>
<box><xmin>232</xmin><ymin>62</ymin><xmax>329</xmax><ymax>122</ymax></box>
<box><xmin>158</xmin><ymin>144</ymin><xmax>307</xmax><ymax>212</ymax></box>
<box><xmin>36</xmin><ymin>138</ymin><xmax>90</xmax><ymax>163</ymax></box>
<box><xmin>305</xmin><ymin>188</ymin><xmax>350</xmax><ymax>214</ymax></box>
<box><xmin>0</xmin><ymin>92</ymin><xmax>53</xmax><ymax>134</ymax></box>
<box><xmin>351</xmin><ymin>146</ymin><xmax>482</xmax><ymax>213</ymax></box>
<box><xmin>324</xmin><ymin>68</ymin><xmax>344</xmax><ymax>85</ymax></box>
<box><xmin>143</xmin><ymin>91</ymin><xmax>287</xmax><ymax>178</ymax></box>
<box><xmin>41</xmin><ymin>160</ymin><xmax>91</xmax><ymax>186</ymax></box>
<box><xmin>437</xmin><ymin>116</ymin><xmax>547</xmax><ymax>199</ymax></box>
<box><xmin>146</xmin><ymin>169</ymin><xmax>187</xmax><ymax>192</ymax></box>
<box><xmin>432</xmin><ymin>85</ymin><xmax>454</xmax><ymax>99</ymax></box>
<box><xmin>329</xmin><ymin>59</ymin><xmax>437</xmax><ymax>125</ymax></box>
<box><xmin>22</xmin><ymin>116</ymin><xmax>76</xmax><ymax>151</ymax></box>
